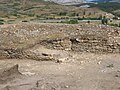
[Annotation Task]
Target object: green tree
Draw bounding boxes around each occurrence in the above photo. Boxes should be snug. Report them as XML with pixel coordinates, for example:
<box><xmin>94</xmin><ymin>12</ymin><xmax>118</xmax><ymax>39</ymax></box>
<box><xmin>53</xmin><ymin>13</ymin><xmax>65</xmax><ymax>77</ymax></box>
<box><xmin>101</xmin><ymin>16</ymin><xmax>108</xmax><ymax>25</ymax></box>
<box><xmin>98</xmin><ymin>15</ymin><xmax>103</xmax><ymax>20</ymax></box>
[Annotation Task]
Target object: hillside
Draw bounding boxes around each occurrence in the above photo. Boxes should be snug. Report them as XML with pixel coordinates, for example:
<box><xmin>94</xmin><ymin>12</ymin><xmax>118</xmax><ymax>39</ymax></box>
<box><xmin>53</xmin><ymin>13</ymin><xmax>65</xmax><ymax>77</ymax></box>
<box><xmin>0</xmin><ymin>0</ymin><xmax>115</xmax><ymax>24</ymax></box>
<box><xmin>89</xmin><ymin>2</ymin><xmax>120</xmax><ymax>17</ymax></box>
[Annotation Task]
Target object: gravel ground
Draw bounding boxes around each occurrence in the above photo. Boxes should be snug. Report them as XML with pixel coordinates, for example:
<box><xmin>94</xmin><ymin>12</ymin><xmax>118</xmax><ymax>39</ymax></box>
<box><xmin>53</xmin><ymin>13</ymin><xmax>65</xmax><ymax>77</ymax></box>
<box><xmin>0</xmin><ymin>53</ymin><xmax>120</xmax><ymax>90</ymax></box>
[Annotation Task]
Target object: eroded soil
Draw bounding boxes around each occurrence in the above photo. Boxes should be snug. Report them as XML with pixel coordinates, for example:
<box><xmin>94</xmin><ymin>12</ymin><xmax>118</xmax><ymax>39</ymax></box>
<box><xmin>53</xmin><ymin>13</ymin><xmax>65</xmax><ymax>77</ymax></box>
<box><xmin>0</xmin><ymin>53</ymin><xmax>120</xmax><ymax>90</ymax></box>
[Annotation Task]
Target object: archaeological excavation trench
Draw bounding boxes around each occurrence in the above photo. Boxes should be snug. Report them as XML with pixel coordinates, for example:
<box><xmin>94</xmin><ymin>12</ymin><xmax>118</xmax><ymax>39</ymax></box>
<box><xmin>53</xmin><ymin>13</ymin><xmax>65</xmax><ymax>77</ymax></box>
<box><xmin>0</xmin><ymin>23</ymin><xmax>120</xmax><ymax>90</ymax></box>
<box><xmin>0</xmin><ymin>23</ymin><xmax>119</xmax><ymax>60</ymax></box>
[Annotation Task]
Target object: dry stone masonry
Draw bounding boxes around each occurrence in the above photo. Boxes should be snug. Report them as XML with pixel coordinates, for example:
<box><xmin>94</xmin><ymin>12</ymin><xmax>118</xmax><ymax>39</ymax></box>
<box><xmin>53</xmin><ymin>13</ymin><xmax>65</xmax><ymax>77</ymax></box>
<box><xmin>0</xmin><ymin>23</ymin><xmax>119</xmax><ymax>60</ymax></box>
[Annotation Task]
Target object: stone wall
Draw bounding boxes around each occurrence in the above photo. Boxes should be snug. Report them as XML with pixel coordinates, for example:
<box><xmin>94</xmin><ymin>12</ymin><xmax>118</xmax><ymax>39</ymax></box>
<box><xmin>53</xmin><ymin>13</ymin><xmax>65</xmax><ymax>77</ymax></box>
<box><xmin>0</xmin><ymin>23</ymin><xmax>119</xmax><ymax>59</ymax></box>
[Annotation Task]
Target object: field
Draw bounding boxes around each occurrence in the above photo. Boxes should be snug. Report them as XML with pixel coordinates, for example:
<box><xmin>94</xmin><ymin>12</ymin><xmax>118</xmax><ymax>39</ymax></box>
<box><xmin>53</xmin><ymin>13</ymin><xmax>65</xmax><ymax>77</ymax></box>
<box><xmin>0</xmin><ymin>0</ymin><xmax>118</xmax><ymax>25</ymax></box>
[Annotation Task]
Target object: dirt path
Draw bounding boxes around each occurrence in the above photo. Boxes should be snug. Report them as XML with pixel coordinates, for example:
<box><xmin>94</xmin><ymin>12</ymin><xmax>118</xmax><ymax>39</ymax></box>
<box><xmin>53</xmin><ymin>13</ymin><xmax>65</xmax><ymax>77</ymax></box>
<box><xmin>0</xmin><ymin>53</ymin><xmax>120</xmax><ymax>90</ymax></box>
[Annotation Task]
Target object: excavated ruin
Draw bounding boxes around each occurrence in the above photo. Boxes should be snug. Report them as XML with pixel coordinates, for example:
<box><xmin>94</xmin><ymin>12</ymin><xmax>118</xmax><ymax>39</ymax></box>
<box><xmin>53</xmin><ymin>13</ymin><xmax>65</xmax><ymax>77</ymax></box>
<box><xmin>0</xmin><ymin>23</ymin><xmax>119</xmax><ymax>61</ymax></box>
<box><xmin>0</xmin><ymin>23</ymin><xmax>120</xmax><ymax>90</ymax></box>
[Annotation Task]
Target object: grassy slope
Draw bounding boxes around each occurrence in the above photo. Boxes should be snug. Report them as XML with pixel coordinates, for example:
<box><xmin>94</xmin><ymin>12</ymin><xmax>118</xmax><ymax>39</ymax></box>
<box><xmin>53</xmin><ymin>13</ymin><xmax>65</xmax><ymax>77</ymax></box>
<box><xmin>89</xmin><ymin>2</ymin><xmax>120</xmax><ymax>16</ymax></box>
<box><xmin>0</xmin><ymin>0</ymin><xmax>115</xmax><ymax>24</ymax></box>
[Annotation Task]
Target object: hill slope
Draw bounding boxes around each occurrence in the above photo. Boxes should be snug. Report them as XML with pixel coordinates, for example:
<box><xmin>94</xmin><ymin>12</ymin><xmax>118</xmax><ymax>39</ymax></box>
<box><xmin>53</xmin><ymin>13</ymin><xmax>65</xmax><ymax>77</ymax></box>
<box><xmin>0</xmin><ymin>0</ymin><xmax>115</xmax><ymax>24</ymax></box>
<box><xmin>89</xmin><ymin>2</ymin><xmax>120</xmax><ymax>17</ymax></box>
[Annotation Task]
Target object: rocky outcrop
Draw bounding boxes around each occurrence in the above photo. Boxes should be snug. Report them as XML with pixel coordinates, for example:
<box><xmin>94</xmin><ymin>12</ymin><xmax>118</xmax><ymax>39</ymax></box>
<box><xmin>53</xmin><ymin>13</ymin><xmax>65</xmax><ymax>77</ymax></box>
<box><xmin>0</xmin><ymin>23</ymin><xmax>119</xmax><ymax>60</ymax></box>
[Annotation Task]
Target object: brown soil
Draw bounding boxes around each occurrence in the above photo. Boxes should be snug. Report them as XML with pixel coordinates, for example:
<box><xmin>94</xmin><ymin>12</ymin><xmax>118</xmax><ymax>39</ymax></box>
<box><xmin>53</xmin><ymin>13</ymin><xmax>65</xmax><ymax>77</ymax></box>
<box><xmin>0</xmin><ymin>53</ymin><xmax>120</xmax><ymax>90</ymax></box>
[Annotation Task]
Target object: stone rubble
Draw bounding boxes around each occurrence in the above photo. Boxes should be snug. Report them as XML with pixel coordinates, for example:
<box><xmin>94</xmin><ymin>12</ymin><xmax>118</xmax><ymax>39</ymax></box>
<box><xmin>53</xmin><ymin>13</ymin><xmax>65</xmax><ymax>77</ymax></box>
<box><xmin>0</xmin><ymin>23</ymin><xmax>119</xmax><ymax>61</ymax></box>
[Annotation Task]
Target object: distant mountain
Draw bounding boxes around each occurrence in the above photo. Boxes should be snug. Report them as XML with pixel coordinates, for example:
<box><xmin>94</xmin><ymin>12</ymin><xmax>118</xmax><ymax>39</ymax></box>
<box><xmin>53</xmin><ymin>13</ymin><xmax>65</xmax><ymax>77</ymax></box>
<box><xmin>45</xmin><ymin>0</ymin><xmax>86</xmax><ymax>4</ymax></box>
<box><xmin>89</xmin><ymin>0</ymin><xmax>112</xmax><ymax>2</ymax></box>
<box><xmin>0</xmin><ymin>0</ymin><xmax>119</xmax><ymax>5</ymax></box>
<box><xmin>45</xmin><ymin>0</ymin><xmax>120</xmax><ymax>4</ymax></box>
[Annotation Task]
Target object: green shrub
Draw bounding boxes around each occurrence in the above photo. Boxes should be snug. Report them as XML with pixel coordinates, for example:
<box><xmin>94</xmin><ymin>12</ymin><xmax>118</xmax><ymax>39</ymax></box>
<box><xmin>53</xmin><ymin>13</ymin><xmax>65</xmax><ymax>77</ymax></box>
<box><xmin>67</xmin><ymin>19</ymin><xmax>79</xmax><ymax>24</ymax></box>
<box><xmin>0</xmin><ymin>19</ymin><xmax>5</xmax><ymax>22</ymax></box>
<box><xmin>109</xmin><ymin>23</ymin><xmax>120</xmax><ymax>27</ymax></box>
<box><xmin>113</xmin><ymin>16</ymin><xmax>119</xmax><ymax>20</ymax></box>
<box><xmin>0</xmin><ymin>19</ymin><xmax>5</xmax><ymax>25</ymax></box>
<box><xmin>101</xmin><ymin>16</ymin><xmax>108</xmax><ymax>25</ymax></box>
<box><xmin>60</xmin><ymin>19</ymin><xmax>79</xmax><ymax>24</ymax></box>
<box><xmin>0</xmin><ymin>21</ymin><xmax>4</xmax><ymax>25</ymax></box>
<box><xmin>78</xmin><ymin>17</ymin><xmax>101</xmax><ymax>20</ymax></box>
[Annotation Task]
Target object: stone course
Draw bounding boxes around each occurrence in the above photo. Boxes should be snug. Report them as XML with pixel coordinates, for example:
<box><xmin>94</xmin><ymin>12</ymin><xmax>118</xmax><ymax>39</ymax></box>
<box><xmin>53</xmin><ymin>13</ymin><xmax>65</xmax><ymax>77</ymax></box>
<box><xmin>0</xmin><ymin>23</ymin><xmax>119</xmax><ymax>60</ymax></box>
